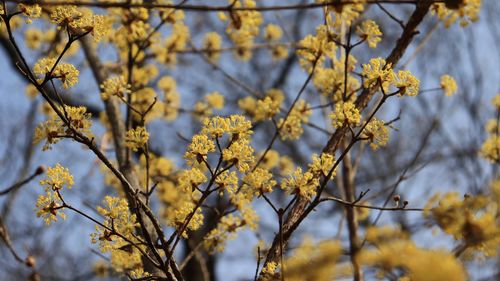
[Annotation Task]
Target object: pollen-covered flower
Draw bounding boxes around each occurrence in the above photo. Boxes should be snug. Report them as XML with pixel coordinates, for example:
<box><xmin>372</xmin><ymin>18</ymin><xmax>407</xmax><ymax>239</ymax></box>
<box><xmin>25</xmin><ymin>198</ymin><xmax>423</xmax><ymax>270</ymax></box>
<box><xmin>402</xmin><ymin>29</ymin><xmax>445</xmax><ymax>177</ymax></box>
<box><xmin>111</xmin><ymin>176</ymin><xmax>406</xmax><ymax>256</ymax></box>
<box><xmin>205</xmin><ymin>92</ymin><xmax>225</xmax><ymax>109</ymax></box>
<box><xmin>440</xmin><ymin>74</ymin><xmax>458</xmax><ymax>96</ymax></box>
<box><xmin>362</xmin><ymin>57</ymin><xmax>393</xmax><ymax>89</ymax></box>
<box><xmin>361</xmin><ymin>118</ymin><xmax>389</xmax><ymax>149</ymax></box>
<box><xmin>356</xmin><ymin>20</ymin><xmax>382</xmax><ymax>48</ymax></box>
<box><xmin>100</xmin><ymin>76</ymin><xmax>131</xmax><ymax>100</ymax></box>
<box><xmin>40</xmin><ymin>163</ymin><xmax>74</xmax><ymax>191</ymax></box>
<box><xmin>393</xmin><ymin>70</ymin><xmax>420</xmax><ymax>96</ymax></box>
<box><xmin>203</xmin><ymin>32</ymin><xmax>222</xmax><ymax>62</ymax></box>
<box><xmin>431</xmin><ymin>0</ymin><xmax>481</xmax><ymax>28</ymax></box>
<box><xmin>223</xmin><ymin>138</ymin><xmax>255</xmax><ymax>173</ymax></box>
<box><xmin>18</xmin><ymin>4</ymin><xmax>42</xmax><ymax>24</ymax></box>
<box><xmin>263</xmin><ymin>24</ymin><xmax>283</xmax><ymax>41</ymax></box>
<box><xmin>282</xmin><ymin>167</ymin><xmax>319</xmax><ymax>200</ymax></box>
<box><xmin>184</xmin><ymin>134</ymin><xmax>216</xmax><ymax>166</ymax></box>
<box><xmin>124</xmin><ymin>127</ymin><xmax>149</xmax><ymax>151</ymax></box>
<box><xmin>34</xmin><ymin>58</ymin><xmax>79</xmax><ymax>88</ymax></box>
<box><xmin>36</xmin><ymin>164</ymin><xmax>74</xmax><ymax>225</ymax></box>
<box><xmin>330</xmin><ymin>102</ymin><xmax>361</xmax><ymax>128</ymax></box>
<box><xmin>243</xmin><ymin>167</ymin><xmax>276</xmax><ymax>195</ymax></box>
<box><xmin>308</xmin><ymin>153</ymin><xmax>335</xmax><ymax>176</ymax></box>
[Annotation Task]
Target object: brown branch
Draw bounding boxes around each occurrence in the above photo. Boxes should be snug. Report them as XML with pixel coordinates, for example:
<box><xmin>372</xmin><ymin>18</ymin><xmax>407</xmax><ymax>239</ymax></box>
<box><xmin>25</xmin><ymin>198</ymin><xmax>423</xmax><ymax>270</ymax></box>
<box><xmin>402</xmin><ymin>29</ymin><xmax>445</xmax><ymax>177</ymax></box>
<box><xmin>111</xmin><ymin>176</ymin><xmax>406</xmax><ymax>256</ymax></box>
<box><xmin>6</xmin><ymin>0</ymin><xmax>438</xmax><ymax>12</ymax></box>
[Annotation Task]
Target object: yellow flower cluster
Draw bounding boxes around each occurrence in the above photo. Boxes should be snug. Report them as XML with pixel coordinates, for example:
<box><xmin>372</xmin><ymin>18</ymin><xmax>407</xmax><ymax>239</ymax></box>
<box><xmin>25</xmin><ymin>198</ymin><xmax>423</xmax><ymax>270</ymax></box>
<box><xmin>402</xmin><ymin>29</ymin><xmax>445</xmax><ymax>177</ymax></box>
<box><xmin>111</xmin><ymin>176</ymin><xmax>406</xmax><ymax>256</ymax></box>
<box><xmin>361</xmin><ymin>118</ymin><xmax>389</xmax><ymax>149</ymax></box>
<box><xmin>323</xmin><ymin>0</ymin><xmax>365</xmax><ymax>29</ymax></box>
<box><xmin>124</xmin><ymin>127</ymin><xmax>149</xmax><ymax>152</ymax></box>
<box><xmin>480</xmin><ymin>94</ymin><xmax>500</xmax><ymax>162</ymax></box>
<box><xmin>394</xmin><ymin>70</ymin><xmax>420</xmax><ymax>96</ymax></box>
<box><xmin>282</xmin><ymin>238</ymin><xmax>342</xmax><ymax>281</ymax></box>
<box><xmin>278</xmin><ymin>100</ymin><xmax>312</xmax><ymax>141</ymax></box>
<box><xmin>50</xmin><ymin>6</ymin><xmax>110</xmax><ymax>40</ymax></box>
<box><xmin>34</xmin><ymin>58</ymin><xmax>79</xmax><ymax>88</ymax></box>
<box><xmin>358</xmin><ymin>239</ymin><xmax>467</xmax><ymax>281</ymax></box>
<box><xmin>18</xmin><ymin>4</ymin><xmax>42</xmax><ymax>24</ymax></box>
<box><xmin>204</xmin><ymin>214</ymin><xmax>244</xmax><ymax>253</ymax></box>
<box><xmin>313</xmin><ymin>55</ymin><xmax>360</xmax><ymax>102</ymax></box>
<box><xmin>202</xmin><ymin>115</ymin><xmax>253</xmax><ymax>140</ymax></box>
<box><xmin>155</xmin><ymin>22</ymin><xmax>190</xmax><ymax>65</ymax></box>
<box><xmin>193</xmin><ymin>92</ymin><xmax>225</xmax><ymax>120</ymax></box>
<box><xmin>330</xmin><ymin>101</ymin><xmax>361</xmax><ymax>129</ymax></box>
<box><xmin>91</xmin><ymin>196</ymin><xmax>143</xmax><ymax>274</ymax></box>
<box><xmin>158</xmin><ymin>76</ymin><xmax>181</xmax><ymax>121</ymax></box>
<box><xmin>36</xmin><ymin>164</ymin><xmax>74</xmax><ymax>225</ymax></box>
<box><xmin>440</xmin><ymin>74</ymin><xmax>458</xmax><ymax>96</ymax></box>
<box><xmin>184</xmin><ymin>134</ymin><xmax>216</xmax><ymax>166</ymax></box>
<box><xmin>243</xmin><ymin>167</ymin><xmax>276</xmax><ymax>195</ymax></box>
<box><xmin>263</xmin><ymin>24</ymin><xmax>287</xmax><ymax>60</ymax></box>
<box><xmin>282</xmin><ymin>167</ymin><xmax>319</xmax><ymax>201</ymax></box>
<box><xmin>356</xmin><ymin>20</ymin><xmax>382</xmax><ymax>48</ymax></box>
<box><xmin>218</xmin><ymin>0</ymin><xmax>263</xmax><ymax>61</ymax></box>
<box><xmin>362</xmin><ymin>58</ymin><xmax>420</xmax><ymax>96</ymax></box>
<box><xmin>361</xmin><ymin>57</ymin><xmax>393</xmax><ymax>89</ymax></box>
<box><xmin>308</xmin><ymin>153</ymin><xmax>335</xmax><ymax>177</ymax></box>
<box><xmin>34</xmin><ymin>105</ymin><xmax>93</xmax><ymax>150</ymax></box>
<box><xmin>203</xmin><ymin>32</ymin><xmax>222</xmax><ymax>62</ymax></box>
<box><xmin>100</xmin><ymin>76</ymin><xmax>131</xmax><ymax>100</ymax></box>
<box><xmin>157</xmin><ymin>168</ymin><xmax>206</xmax><ymax>237</ymax></box>
<box><xmin>296</xmin><ymin>25</ymin><xmax>336</xmax><ymax>71</ymax></box>
<box><xmin>431</xmin><ymin>0</ymin><xmax>481</xmax><ymax>28</ymax></box>
<box><xmin>425</xmin><ymin>186</ymin><xmax>500</xmax><ymax>258</ymax></box>
<box><xmin>238</xmin><ymin>89</ymin><xmax>284</xmax><ymax>122</ymax></box>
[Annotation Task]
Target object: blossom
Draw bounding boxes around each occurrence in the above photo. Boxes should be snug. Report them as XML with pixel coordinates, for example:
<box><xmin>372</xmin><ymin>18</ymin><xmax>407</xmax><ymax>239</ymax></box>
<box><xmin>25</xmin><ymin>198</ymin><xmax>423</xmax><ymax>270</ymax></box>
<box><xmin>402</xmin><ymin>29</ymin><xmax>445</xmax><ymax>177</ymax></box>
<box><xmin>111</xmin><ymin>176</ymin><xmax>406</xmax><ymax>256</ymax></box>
<box><xmin>124</xmin><ymin>127</ymin><xmax>149</xmax><ymax>151</ymax></box>
<box><xmin>362</xmin><ymin>57</ymin><xmax>393</xmax><ymax>89</ymax></box>
<box><xmin>282</xmin><ymin>167</ymin><xmax>319</xmax><ymax>200</ymax></box>
<box><xmin>330</xmin><ymin>102</ymin><xmax>361</xmax><ymax>128</ymax></box>
<box><xmin>100</xmin><ymin>76</ymin><xmax>131</xmax><ymax>100</ymax></box>
<box><xmin>203</xmin><ymin>32</ymin><xmax>222</xmax><ymax>61</ymax></box>
<box><xmin>356</xmin><ymin>20</ymin><xmax>382</xmax><ymax>48</ymax></box>
<box><xmin>34</xmin><ymin>58</ymin><xmax>79</xmax><ymax>88</ymax></box>
<box><xmin>440</xmin><ymin>74</ymin><xmax>458</xmax><ymax>96</ymax></box>
<box><xmin>184</xmin><ymin>134</ymin><xmax>216</xmax><ymax>166</ymax></box>
<box><xmin>393</xmin><ymin>70</ymin><xmax>420</xmax><ymax>96</ymax></box>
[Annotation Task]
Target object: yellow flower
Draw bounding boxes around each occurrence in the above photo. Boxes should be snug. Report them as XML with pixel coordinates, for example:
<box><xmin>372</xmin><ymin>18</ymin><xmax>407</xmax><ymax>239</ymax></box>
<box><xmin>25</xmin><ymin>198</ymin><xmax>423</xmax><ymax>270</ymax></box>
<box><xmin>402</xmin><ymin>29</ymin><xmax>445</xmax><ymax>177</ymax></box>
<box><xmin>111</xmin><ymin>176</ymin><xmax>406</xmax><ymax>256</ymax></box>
<box><xmin>18</xmin><ymin>4</ymin><xmax>42</xmax><ymax>24</ymax></box>
<box><xmin>278</xmin><ymin>100</ymin><xmax>311</xmax><ymax>140</ymax></box>
<box><xmin>205</xmin><ymin>92</ymin><xmax>225</xmax><ymax>109</ymax></box>
<box><xmin>158</xmin><ymin>76</ymin><xmax>181</xmax><ymax>121</ymax></box>
<box><xmin>431</xmin><ymin>0</ymin><xmax>481</xmax><ymax>28</ymax></box>
<box><xmin>296</xmin><ymin>25</ymin><xmax>336</xmax><ymax>71</ymax></box>
<box><xmin>184</xmin><ymin>134</ymin><xmax>216</xmax><ymax>166</ymax></box>
<box><xmin>440</xmin><ymin>74</ymin><xmax>458</xmax><ymax>96</ymax></box>
<box><xmin>330</xmin><ymin>102</ymin><xmax>361</xmax><ymax>128</ymax></box>
<box><xmin>361</xmin><ymin>118</ymin><xmax>389</xmax><ymax>149</ymax></box>
<box><xmin>203</xmin><ymin>32</ymin><xmax>222</xmax><ymax>62</ymax></box>
<box><xmin>34</xmin><ymin>58</ymin><xmax>79</xmax><ymax>88</ymax></box>
<box><xmin>243</xmin><ymin>167</ymin><xmax>276</xmax><ymax>195</ymax></box>
<box><xmin>356</xmin><ymin>20</ymin><xmax>382</xmax><ymax>48</ymax></box>
<box><xmin>480</xmin><ymin>135</ymin><xmax>500</xmax><ymax>163</ymax></box>
<box><xmin>263</xmin><ymin>24</ymin><xmax>283</xmax><ymax>41</ymax></box>
<box><xmin>223</xmin><ymin>138</ymin><xmax>255</xmax><ymax>173</ymax></box>
<box><xmin>308</xmin><ymin>153</ymin><xmax>335</xmax><ymax>176</ymax></box>
<box><xmin>35</xmin><ymin>190</ymin><xmax>65</xmax><ymax>225</ymax></box>
<box><xmin>25</xmin><ymin>28</ymin><xmax>44</xmax><ymax>49</ymax></box>
<box><xmin>124</xmin><ymin>127</ymin><xmax>149</xmax><ymax>152</ymax></box>
<box><xmin>100</xmin><ymin>76</ymin><xmax>131</xmax><ymax>100</ymax></box>
<box><xmin>393</xmin><ymin>70</ymin><xmax>420</xmax><ymax>96</ymax></box>
<box><xmin>40</xmin><ymin>163</ymin><xmax>74</xmax><ymax>191</ymax></box>
<box><xmin>282</xmin><ymin>167</ymin><xmax>319</xmax><ymax>200</ymax></box>
<box><xmin>34</xmin><ymin>106</ymin><xmax>93</xmax><ymax>150</ymax></box>
<box><xmin>362</xmin><ymin>57</ymin><xmax>393</xmax><ymax>89</ymax></box>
